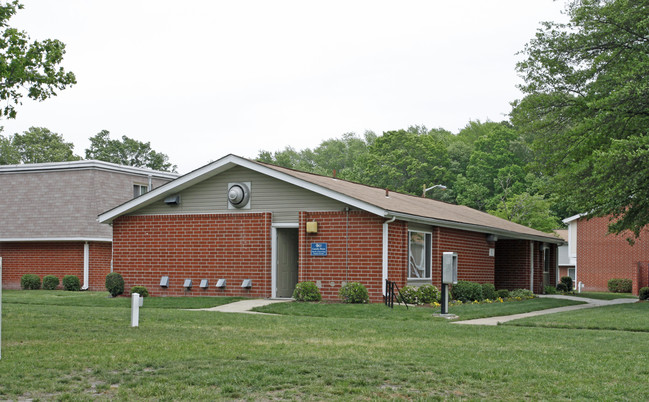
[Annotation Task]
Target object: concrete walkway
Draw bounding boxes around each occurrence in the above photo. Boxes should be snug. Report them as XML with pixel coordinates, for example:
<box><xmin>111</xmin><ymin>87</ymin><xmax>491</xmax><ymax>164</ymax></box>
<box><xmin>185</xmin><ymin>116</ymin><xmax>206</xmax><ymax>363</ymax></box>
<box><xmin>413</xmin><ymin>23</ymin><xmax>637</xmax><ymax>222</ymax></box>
<box><xmin>452</xmin><ymin>294</ymin><xmax>637</xmax><ymax>326</ymax></box>
<box><xmin>189</xmin><ymin>298</ymin><xmax>292</xmax><ymax>315</ymax></box>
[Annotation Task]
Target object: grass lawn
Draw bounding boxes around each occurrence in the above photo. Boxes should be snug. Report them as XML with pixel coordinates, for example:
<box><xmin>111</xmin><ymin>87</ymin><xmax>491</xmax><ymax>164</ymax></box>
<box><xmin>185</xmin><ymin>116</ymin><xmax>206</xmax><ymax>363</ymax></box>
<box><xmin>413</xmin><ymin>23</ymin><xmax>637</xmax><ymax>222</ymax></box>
<box><xmin>505</xmin><ymin>301</ymin><xmax>649</xmax><ymax>332</ymax></box>
<box><xmin>254</xmin><ymin>297</ymin><xmax>585</xmax><ymax>321</ymax></box>
<box><xmin>567</xmin><ymin>291</ymin><xmax>637</xmax><ymax>300</ymax></box>
<box><xmin>1</xmin><ymin>291</ymin><xmax>649</xmax><ymax>400</ymax></box>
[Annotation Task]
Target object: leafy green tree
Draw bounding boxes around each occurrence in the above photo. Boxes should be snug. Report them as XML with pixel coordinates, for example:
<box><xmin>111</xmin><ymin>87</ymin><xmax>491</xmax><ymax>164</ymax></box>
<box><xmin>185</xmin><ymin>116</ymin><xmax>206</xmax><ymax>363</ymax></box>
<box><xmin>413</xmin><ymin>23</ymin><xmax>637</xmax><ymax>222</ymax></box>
<box><xmin>351</xmin><ymin>126</ymin><xmax>451</xmax><ymax>197</ymax></box>
<box><xmin>85</xmin><ymin>130</ymin><xmax>176</xmax><ymax>172</ymax></box>
<box><xmin>489</xmin><ymin>192</ymin><xmax>559</xmax><ymax>233</ymax></box>
<box><xmin>9</xmin><ymin>127</ymin><xmax>80</xmax><ymax>163</ymax></box>
<box><xmin>454</xmin><ymin>123</ymin><xmax>531</xmax><ymax>211</ymax></box>
<box><xmin>0</xmin><ymin>1</ymin><xmax>76</xmax><ymax>119</ymax></box>
<box><xmin>0</xmin><ymin>129</ymin><xmax>19</xmax><ymax>164</ymax></box>
<box><xmin>512</xmin><ymin>0</ymin><xmax>649</xmax><ymax>236</ymax></box>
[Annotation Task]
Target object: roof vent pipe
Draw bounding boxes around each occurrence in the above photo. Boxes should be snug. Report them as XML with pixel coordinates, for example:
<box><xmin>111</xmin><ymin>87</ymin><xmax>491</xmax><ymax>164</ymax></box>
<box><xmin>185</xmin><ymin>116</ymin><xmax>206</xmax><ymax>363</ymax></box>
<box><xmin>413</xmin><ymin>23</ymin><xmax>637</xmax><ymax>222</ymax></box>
<box><xmin>385</xmin><ymin>188</ymin><xmax>389</xmax><ymax>198</ymax></box>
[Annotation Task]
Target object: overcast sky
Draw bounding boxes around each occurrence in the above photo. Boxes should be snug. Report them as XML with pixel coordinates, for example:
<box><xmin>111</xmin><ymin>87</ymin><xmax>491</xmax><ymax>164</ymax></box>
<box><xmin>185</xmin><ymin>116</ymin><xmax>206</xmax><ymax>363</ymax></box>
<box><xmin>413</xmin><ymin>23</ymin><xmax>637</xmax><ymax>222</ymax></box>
<box><xmin>3</xmin><ymin>1</ymin><xmax>567</xmax><ymax>174</ymax></box>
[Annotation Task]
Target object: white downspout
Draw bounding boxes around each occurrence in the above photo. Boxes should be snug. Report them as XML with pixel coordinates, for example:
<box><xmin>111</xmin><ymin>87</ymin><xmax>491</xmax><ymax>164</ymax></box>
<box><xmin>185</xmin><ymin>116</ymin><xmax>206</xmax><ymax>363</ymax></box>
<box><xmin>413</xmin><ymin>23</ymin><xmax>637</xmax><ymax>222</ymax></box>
<box><xmin>82</xmin><ymin>242</ymin><xmax>90</xmax><ymax>290</ymax></box>
<box><xmin>530</xmin><ymin>241</ymin><xmax>534</xmax><ymax>293</ymax></box>
<box><xmin>382</xmin><ymin>216</ymin><xmax>396</xmax><ymax>296</ymax></box>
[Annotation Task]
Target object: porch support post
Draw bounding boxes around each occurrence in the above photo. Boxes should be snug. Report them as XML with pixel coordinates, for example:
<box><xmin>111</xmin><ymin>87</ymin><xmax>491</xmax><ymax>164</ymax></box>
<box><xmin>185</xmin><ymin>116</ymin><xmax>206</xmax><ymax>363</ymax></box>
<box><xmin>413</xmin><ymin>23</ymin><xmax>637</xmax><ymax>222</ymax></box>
<box><xmin>530</xmin><ymin>241</ymin><xmax>534</xmax><ymax>292</ymax></box>
<box><xmin>82</xmin><ymin>242</ymin><xmax>90</xmax><ymax>290</ymax></box>
<box><xmin>382</xmin><ymin>217</ymin><xmax>396</xmax><ymax>296</ymax></box>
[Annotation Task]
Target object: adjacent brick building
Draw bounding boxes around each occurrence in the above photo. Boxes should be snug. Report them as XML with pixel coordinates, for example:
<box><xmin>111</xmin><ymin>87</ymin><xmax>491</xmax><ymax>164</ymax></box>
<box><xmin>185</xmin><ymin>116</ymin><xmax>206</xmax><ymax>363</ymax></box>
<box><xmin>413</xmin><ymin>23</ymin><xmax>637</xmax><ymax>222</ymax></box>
<box><xmin>0</xmin><ymin>160</ymin><xmax>177</xmax><ymax>290</ymax></box>
<box><xmin>99</xmin><ymin>154</ymin><xmax>562</xmax><ymax>302</ymax></box>
<box><xmin>562</xmin><ymin>214</ymin><xmax>649</xmax><ymax>295</ymax></box>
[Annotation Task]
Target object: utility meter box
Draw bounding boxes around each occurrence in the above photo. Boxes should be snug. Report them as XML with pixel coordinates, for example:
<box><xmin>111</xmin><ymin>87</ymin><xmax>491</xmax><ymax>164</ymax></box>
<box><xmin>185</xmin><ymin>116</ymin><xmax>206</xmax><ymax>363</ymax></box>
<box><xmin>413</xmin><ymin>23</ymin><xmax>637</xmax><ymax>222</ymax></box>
<box><xmin>442</xmin><ymin>252</ymin><xmax>458</xmax><ymax>284</ymax></box>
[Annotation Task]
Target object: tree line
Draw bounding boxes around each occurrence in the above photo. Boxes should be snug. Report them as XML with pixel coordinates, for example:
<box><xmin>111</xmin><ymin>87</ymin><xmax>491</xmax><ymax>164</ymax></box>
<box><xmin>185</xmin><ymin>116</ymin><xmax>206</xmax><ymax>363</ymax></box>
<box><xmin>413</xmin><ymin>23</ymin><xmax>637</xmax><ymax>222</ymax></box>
<box><xmin>0</xmin><ymin>127</ymin><xmax>176</xmax><ymax>172</ymax></box>
<box><xmin>257</xmin><ymin>122</ymin><xmax>562</xmax><ymax>233</ymax></box>
<box><xmin>2</xmin><ymin>0</ymin><xmax>648</xmax><ymax>236</ymax></box>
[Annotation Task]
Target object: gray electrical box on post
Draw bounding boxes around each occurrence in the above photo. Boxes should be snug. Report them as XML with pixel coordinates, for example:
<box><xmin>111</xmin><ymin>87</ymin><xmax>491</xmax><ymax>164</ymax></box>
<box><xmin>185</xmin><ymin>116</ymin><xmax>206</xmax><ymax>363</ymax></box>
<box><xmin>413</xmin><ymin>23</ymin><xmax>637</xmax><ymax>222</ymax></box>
<box><xmin>442</xmin><ymin>252</ymin><xmax>458</xmax><ymax>284</ymax></box>
<box><xmin>440</xmin><ymin>252</ymin><xmax>458</xmax><ymax>315</ymax></box>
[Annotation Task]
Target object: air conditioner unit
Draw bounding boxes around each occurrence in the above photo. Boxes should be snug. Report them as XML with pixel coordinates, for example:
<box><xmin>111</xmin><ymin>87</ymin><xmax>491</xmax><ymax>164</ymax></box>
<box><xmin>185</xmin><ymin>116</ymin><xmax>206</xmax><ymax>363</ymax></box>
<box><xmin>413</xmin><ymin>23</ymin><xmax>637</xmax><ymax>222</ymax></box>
<box><xmin>227</xmin><ymin>182</ymin><xmax>251</xmax><ymax>209</ymax></box>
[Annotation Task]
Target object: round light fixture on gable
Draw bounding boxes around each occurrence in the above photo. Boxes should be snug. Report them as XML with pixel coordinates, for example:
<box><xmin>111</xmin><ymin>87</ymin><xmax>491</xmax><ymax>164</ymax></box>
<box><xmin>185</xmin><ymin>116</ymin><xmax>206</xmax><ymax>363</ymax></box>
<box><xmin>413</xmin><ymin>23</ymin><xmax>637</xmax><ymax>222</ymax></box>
<box><xmin>227</xmin><ymin>182</ymin><xmax>250</xmax><ymax>209</ymax></box>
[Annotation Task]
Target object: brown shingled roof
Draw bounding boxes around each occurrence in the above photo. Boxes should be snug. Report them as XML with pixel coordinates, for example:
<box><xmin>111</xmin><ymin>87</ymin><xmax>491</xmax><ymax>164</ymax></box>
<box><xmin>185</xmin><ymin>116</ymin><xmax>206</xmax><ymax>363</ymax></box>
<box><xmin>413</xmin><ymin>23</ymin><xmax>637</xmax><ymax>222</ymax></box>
<box><xmin>259</xmin><ymin>161</ymin><xmax>561</xmax><ymax>243</ymax></box>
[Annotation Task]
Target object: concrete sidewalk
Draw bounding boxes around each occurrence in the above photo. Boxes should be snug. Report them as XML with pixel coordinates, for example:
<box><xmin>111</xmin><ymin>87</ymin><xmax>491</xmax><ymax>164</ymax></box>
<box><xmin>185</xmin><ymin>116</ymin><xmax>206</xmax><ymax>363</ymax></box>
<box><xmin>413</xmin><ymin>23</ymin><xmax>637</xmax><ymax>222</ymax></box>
<box><xmin>188</xmin><ymin>298</ymin><xmax>292</xmax><ymax>315</ymax></box>
<box><xmin>452</xmin><ymin>294</ymin><xmax>637</xmax><ymax>326</ymax></box>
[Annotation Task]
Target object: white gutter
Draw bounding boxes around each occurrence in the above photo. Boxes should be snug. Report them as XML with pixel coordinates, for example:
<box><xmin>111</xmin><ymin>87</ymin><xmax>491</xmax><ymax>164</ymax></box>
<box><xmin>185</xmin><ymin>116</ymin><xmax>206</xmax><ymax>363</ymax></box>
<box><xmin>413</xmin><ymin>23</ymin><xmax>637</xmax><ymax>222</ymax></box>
<box><xmin>0</xmin><ymin>237</ymin><xmax>111</xmax><ymax>242</ymax></box>
<box><xmin>530</xmin><ymin>241</ymin><xmax>534</xmax><ymax>292</ymax></box>
<box><xmin>388</xmin><ymin>211</ymin><xmax>563</xmax><ymax>245</ymax></box>
<box><xmin>382</xmin><ymin>216</ymin><xmax>397</xmax><ymax>296</ymax></box>
<box><xmin>82</xmin><ymin>242</ymin><xmax>90</xmax><ymax>290</ymax></box>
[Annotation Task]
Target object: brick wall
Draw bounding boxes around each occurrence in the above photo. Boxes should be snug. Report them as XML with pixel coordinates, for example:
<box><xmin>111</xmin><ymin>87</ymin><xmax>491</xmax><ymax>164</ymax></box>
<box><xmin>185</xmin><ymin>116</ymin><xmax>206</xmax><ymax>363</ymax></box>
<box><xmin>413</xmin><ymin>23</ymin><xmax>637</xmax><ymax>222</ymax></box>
<box><xmin>89</xmin><ymin>242</ymin><xmax>113</xmax><ymax>291</ymax></box>
<box><xmin>577</xmin><ymin>216</ymin><xmax>649</xmax><ymax>294</ymax></box>
<box><xmin>437</xmin><ymin>227</ymin><xmax>495</xmax><ymax>287</ymax></box>
<box><xmin>494</xmin><ymin>240</ymin><xmax>555</xmax><ymax>293</ymax></box>
<box><xmin>0</xmin><ymin>242</ymin><xmax>83</xmax><ymax>289</ymax></box>
<box><xmin>0</xmin><ymin>241</ymin><xmax>113</xmax><ymax>290</ymax></box>
<box><xmin>495</xmin><ymin>240</ymin><xmax>530</xmax><ymax>291</ymax></box>
<box><xmin>112</xmin><ymin>213</ymin><xmax>272</xmax><ymax>297</ymax></box>
<box><xmin>299</xmin><ymin>211</ymin><xmax>387</xmax><ymax>302</ymax></box>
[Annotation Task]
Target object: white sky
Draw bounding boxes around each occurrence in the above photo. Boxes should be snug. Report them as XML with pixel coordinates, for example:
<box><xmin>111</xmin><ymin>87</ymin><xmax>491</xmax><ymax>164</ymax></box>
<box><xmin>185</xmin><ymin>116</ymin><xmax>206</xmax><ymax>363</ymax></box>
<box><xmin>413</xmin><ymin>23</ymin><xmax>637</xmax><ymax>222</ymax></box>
<box><xmin>2</xmin><ymin>1</ymin><xmax>567</xmax><ymax>174</ymax></box>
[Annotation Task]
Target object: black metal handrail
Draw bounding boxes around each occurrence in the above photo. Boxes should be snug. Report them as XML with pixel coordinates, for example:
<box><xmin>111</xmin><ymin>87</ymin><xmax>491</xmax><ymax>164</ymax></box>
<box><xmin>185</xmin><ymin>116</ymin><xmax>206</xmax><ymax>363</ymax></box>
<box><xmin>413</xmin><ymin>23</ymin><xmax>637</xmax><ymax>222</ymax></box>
<box><xmin>384</xmin><ymin>279</ymin><xmax>408</xmax><ymax>309</ymax></box>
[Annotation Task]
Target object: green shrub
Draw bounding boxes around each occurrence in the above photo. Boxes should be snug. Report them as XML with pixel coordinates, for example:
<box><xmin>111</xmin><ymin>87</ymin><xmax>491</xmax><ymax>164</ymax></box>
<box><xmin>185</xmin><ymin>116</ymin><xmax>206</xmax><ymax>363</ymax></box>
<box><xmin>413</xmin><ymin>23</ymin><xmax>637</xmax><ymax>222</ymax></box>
<box><xmin>398</xmin><ymin>285</ymin><xmax>420</xmax><ymax>304</ymax></box>
<box><xmin>339</xmin><ymin>282</ymin><xmax>369</xmax><ymax>304</ymax></box>
<box><xmin>42</xmin><ymin>275</ymin><xmax>60</xmax><ymax>290</ymax></box>
<box><xmin>131</xmin><ymin>285</ymin><xmax>149</xmax><ymax>297</ymax></box>
<box><xmin>560</xmin><ymin>276</ymin><xmax>574</xmax><ymax>291</ymax></box>
<box><xmin>105</xmin><ymin>272</ymin><xmax>125</xmax><ymax>297</ymax></box>
<box><xmin>510</xmin><ymin>288</ymin><xmax>535</xmax><ymax>299</ymax></box>
<box><xmin>481</xmin><ymin>283</ymin><xmax>497</xmax><ymax>300</ymax></box>
<box><xmin>62</xmin><ymin>275</ymin><xmax>81</xmax><ymax>291</ymax></box>
<box><xmin>292</xmin><ymin>281</ymin><xmax>321</xmax><ymax>302</ymax></box>
<box><xmin>608</xmin><ymin>278</ymin><xmax>632</xmax><ymax>293</ymax></box>
<box><xmin>451</xmin><ymin>280</ymin><xmax>483</xmax><ymax>302</ymax></box>
<box><xmin>556</xmin><ymin>282</ymin><xmax>568</xmax><ymax>292</ymax></box>
<box><xmin>418</xmin><ymin>284</ymin><xmax>440</xmax><ymax>304</ymax></box>
<box><xmin>20</xmin><ymin>274</ymin><xmax>41</xmax><ymax>290</ymax></box>
<box><xmin>544</xmin><ymin>285</ymin><xmax>557</xmax><ymax>294</ymax></box>
<box><xmin>639</xmin><ymin>287</ymin><xmax>649</xmax><ymax>301</ymax></box>
<box><xmin>497</xmin><ymin>289</ymin><xmax>510</xmax><ymax>298</ymax></box>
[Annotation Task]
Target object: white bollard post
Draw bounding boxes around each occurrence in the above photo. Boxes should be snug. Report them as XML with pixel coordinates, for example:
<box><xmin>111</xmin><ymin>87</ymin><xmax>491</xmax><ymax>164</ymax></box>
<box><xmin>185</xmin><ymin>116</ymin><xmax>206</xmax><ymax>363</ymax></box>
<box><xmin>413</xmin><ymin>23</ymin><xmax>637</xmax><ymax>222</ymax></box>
<box><xmin>131</xmin><ymin>292</ymin><xmax>140</xmax><ymax>327</ymax></box>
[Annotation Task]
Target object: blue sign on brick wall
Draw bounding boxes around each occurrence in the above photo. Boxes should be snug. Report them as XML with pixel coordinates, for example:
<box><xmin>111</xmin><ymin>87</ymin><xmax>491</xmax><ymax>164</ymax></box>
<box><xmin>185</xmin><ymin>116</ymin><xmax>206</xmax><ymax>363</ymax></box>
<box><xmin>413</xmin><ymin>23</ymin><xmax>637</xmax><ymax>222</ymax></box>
<box><xmin>311</xmin><ymin>242</ymin><xmax>328</xmax><ymax>256</ymax></box>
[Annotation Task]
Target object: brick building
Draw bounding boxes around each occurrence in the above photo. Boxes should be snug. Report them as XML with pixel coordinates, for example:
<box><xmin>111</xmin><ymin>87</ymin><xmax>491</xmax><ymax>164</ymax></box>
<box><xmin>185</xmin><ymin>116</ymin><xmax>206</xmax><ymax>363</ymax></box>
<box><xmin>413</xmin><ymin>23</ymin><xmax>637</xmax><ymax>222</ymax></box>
<box><xmin>99</xmin><ymin>154</ymin><xmax>562</xmax><ymax>302</ymax></box>
<box><xmin>0</xmin><ymin>160</ymin><xmax>177</xmax><ymax>290</ymax></box>
<box><xmin>562</xmin><ymin>214</ymin><xmax>649</xmax><ymax>295</ymax></box>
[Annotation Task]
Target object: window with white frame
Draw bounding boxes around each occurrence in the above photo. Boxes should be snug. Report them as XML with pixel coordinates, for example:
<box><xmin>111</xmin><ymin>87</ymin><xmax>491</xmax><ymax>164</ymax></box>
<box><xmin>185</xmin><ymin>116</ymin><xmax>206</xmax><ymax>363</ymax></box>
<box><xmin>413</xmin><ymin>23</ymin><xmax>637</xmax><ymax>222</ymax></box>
<box><xmin>133</xmin><ymin>184</ymin><xmax>148</xmax><ymax>198</ymax></box>
<box><xmin>567</xmin><ymin>268</ymin><xmax>576</xmax><ymax>281</ymax></box>
<box><xmin>408</xmin><ymin>231</ymin><xmax>432</xmax><ymax>279</ymax></box>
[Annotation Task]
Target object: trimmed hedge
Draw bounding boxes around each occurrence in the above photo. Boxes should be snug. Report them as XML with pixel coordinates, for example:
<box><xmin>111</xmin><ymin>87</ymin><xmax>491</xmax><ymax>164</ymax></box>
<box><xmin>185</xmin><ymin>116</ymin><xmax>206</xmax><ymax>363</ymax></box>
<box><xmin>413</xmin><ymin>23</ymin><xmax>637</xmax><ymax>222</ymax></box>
<box><xmin>451</xmin><ymin>280</ymin><xmax>483</xmax><ymax>302</ymax></box>
<box><xmin>106</xmin><ymin>272</ymin><xmax>125</xmax><ymax>297</ymax></box>
<box><xmin>62</xmin><ymin>275</ymin><xmax>81</xmax><ymax>291</ymax></box>
<box><xmin>481</xmin><ymin>283</ymin><xmax>497</xmax><ymax>300</ymax></box>
<box><xmin>418</xmin><ymin>284</ymin><xmax>440</xmax><ymax>304</ymax></box>
<box><xmin>21</xmin><ymin>274</ymin><xmax>41</xmax><ymax>290</ymax></box>
<box><xmin>497</xmin><ymin>289</ymin><xmax>510</xmax><ymax>298</ymax></box>
<box><xmin>398</xmin><ymin>286</ymin><xmax>419</xmax><ymax>304</ymax></box>
<box><xmin>43</xmin><ymin>275</ymin><xmax>60</xmax><ymax>290</ymax></box>
<box><xmin>131</xmin><ymin>285</ymin><xmax>149</xmax><ymax>297</ymax></box>
<box><xmin>339</xmin><ymin>282</ymin><xmax>369</xmax><ymax>304</ymax></box>
<box><xmin>560</xmin><ymin>276</ymin><xmax>574</xmax><ymax>291</ymax></box>
<box><xmin>292</xmin><ymin>281</ymin><xmax>321</xmax><ymax>302</ymax></box>
<box><xmin>608</xmin><ymin>278</ymin><xmax>632</xmax><ymax>293</ymax></box>
<box><xmin>639</xmin><ymin>287</ymin><xmax>649</xmax><ymax>301</ymax></box>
